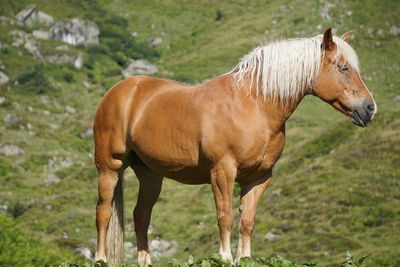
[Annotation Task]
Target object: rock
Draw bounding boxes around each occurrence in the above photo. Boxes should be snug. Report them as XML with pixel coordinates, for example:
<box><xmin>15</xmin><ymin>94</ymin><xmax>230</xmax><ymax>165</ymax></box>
<box><xmin>48</xmin><ymin>156</ymin><xmax>73</xmax><ymax>171</ymax></box>
<box><xmin>48</xmin><ymin>123</ymin><xmax>58</xmax><ymax>130</ymax></box>
<box><xmin>390</xmin><ymin>26</ymin><xmax>400</xmax><ymax>36</ymax></box>
<box><xmin>148</xmin><ymin>37</ymin><xmax>163</xmax><ymax>48</ymax></box>
<box><xmin>15</xmin><ymin>5</ymin><xmax>54</xmax><ymax>27</ymax></box>
<box><xmin>265</xmin><ymin>231</ymin><xmax>280</xmax><ymax>242</ymax></box>
<box><xmin>76</xmin><ymin>246</ymin><xmax>93</xmax><ymax>261</ymax></box>
<box><xmin>149</xmin><ymin>239</ymin><xmax>177</xmax><ymax>258</ymax></box>
<box><xmin>4</xmin><ymin>114</ymin><xmax>20</xmax><ymax>124</ymax></box>
<box><xmin>0</xmin><ymin>71</ymin><xmax>9</xmax><ymax>85</ymax></box>
<box><xmin>65</xmin><ymin>106</ymin><xmax>76</xmax><ymax>114</ymax></box>
<box><xmin>393</xmin><ymin>95</ymin><xmax>400</xmax><ymax>101</ymax></box>
<box><xmin>32</xmin><ymin>30</ymin><xmax>49</xmax><ymax>40</ymax></box>
<box><xmin>44</xmin><ymin>53</ymin><xmax>83</xmax><ymax>69</ymax></box>
<box><xmin>83</xmin><ymin>81</ymin><xmax>90</xmax><ymax>88</ymax></box>
<box><xmin>0</xmin><ymin>144</ymin><xmax>25</xmax><ymax>156</ymax></box>
<box><xmin>45</xmin><ymin>173</ymin><xmax>61</xmax><ymax>186</ymax></box>
<box><xmin>0</xmin><ymin>203</ymin><xmax>9</xmax><ymax>213</ymax></box>
<box><xmin>122</xmin><ymin>59</ymin><xmax>157</xmax><ymax>78</ymax></box>
<box><xmin>9</xmin><ymin>30</ymin><xmax>43</xmax><ymax>58</ymax></box>
<box><xmin>320</xmin><ymin>1</ymin><xmax>334</xmax><ymax>22</ymax></box>
<box><xmin>15</xmin><ymin>4</ymin><xmax>36</xmax><ymax>25</ymax></box>
<box><xmin>24</xmin><ymin>39</ymin><xmax>43</xmax><ymax>59</ymax></box>
<box><xmin>125</xmin><ymin>241</ymin><xmax>134</xmax><ymax>249</ymax></box>
<box><xmin>25</xmin><ymin>10</ymin><xmax>54</xmax><ymax>27</ymax></box>
<box><xmin>0</xmin><ymin>16</ymin><xmax>11</xmax><ymax>25</ymax></box>
<box><xmin>0</xmin><ymin>96</ymin><xmax>5</xmax><ymax>105</ymax></box>
<box><xmin>73</xmin><ymin>54</ymin><xmax>83</xmax><ymax>69</ymax></box>
<box><xmin>124</xmin><ymin>241</ymin><xmax>136</xmax><ymax>258</ymax></box>
<box><xmin>55</xmin><ymin>45</ymin><xmax>69</xmax><ymax>51</ymax></box>
<box><xmin>49</xmin><ymin>18</ymin><xmax>99</xmax><ymax>46</ymax></box>
<box><xmin>80</xmin><ymin>127</ymin><xmax>93</xmax><ymax>138</ymax></box>
<box><xmin>9</xmin><ymin>30</ymin><xmax>29</xmax><ymax>47</ymax></box>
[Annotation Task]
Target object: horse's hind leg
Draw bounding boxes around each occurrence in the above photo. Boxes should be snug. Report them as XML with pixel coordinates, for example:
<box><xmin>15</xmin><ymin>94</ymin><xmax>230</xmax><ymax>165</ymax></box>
<box><xmin>131</xmin><ymin>161</ymin><xmax>163</xmax><ymax>264</ymax></box>
<box><xmin>95</xmin><ymin>168</ymin><xmax>120</xmax><ymax>262</ymax></box>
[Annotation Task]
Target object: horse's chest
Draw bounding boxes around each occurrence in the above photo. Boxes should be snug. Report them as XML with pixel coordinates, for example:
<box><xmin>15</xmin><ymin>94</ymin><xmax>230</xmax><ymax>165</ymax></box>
<box><xmin>237</xmin><ymin>132</ymin><xmax>285</xmax><ymax>181</ymax></box>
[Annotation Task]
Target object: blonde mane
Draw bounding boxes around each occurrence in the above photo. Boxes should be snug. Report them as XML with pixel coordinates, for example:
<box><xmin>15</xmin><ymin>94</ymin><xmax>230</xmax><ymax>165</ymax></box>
<box><xmin>231</xmin><ymin>35</ymin><xmax>359</xmax><ymax>101</ymax></box>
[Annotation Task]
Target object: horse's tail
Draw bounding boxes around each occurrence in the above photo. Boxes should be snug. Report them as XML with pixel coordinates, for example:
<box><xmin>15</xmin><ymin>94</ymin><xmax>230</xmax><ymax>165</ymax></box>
<box><xmin>106</xmin><ymin>174</ymin><xmax>125</xmax><ymax>264</ymax></box>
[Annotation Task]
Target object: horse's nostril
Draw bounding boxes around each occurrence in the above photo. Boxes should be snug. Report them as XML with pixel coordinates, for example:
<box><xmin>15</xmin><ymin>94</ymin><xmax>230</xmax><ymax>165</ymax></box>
<box><xmin>367</xmin><ymin>104</ymin><xmax>375</xmax><ymax>112</ymax></box>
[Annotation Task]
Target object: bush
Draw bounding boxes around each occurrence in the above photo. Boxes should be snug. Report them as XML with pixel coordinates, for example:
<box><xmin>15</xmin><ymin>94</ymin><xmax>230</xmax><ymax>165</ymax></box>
<box><xmin>17</xmin><ymin>64</ymin><xmax>55</xmax><ymax>94</ymax></box>
<box><xmin>0</xmin><ymin>214</ymin><xmax>70</xmax><ymax>266</ymax></box>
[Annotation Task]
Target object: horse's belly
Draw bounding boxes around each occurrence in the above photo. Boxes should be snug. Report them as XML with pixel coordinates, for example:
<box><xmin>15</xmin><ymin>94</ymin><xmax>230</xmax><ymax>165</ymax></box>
<box><xmin>132</xmin><ymin>143</ymin><xmax>212</xmax><ymax>184</ymax></box>
<box><xmin>131</xmin><ymin>126</ymin><xmax>212</xmax><ymax>184</ymax></box>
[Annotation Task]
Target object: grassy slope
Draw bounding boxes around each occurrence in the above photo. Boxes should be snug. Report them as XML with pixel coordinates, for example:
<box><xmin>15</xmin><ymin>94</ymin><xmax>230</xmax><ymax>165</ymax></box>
<box><xmin>0</xmin><ymin>0</ymin><xmax>399</xmax><ymax>266</ymax></box>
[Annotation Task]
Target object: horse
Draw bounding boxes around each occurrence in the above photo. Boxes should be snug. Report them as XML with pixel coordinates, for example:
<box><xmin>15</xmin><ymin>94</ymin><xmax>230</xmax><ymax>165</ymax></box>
<box><xmin>93</xmin><ymin>28</ymin><xmax>377</xmax><ymax>264</ymax></box>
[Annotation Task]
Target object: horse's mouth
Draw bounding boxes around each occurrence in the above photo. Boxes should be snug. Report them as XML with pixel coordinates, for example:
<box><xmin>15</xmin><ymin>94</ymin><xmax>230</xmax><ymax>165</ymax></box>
<box><xmin>351</xmin><ymin>109</ymin><xmax>366</xmax><ymax>127</ymax></box>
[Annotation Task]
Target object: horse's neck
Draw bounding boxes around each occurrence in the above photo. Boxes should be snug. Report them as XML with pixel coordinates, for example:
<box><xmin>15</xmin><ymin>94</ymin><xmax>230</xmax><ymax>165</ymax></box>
<box><xmin>227</xmin><ymin>73</ymin><xmax>306</xmax><ymax>129</ymax></box>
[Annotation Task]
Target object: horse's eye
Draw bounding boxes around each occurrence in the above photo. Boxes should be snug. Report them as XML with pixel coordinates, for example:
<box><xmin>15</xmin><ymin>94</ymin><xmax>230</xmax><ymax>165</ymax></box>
<box><xmin>338</xmin><ymin>65</ymin><xmax>349</xmax><ymax>73</ymax></box>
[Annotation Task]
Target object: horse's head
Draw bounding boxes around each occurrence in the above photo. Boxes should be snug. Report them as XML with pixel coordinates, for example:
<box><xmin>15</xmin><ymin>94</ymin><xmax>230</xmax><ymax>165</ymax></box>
<box><xmin>313</xmin><ymin>28</ymin><xmax>377</xmax><ymax>127</ymax></box>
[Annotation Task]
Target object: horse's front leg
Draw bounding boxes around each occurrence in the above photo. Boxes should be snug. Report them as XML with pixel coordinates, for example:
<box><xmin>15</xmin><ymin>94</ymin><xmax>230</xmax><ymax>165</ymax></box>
<box><xmin>235</xmin><ymin>174</ymin><xmax>272</xmax><ymax>263</ymax></box>
<box><xmin>210</xmin><ymin>158</ymin><xmax>237</xmax><ymax>262</ymax></box>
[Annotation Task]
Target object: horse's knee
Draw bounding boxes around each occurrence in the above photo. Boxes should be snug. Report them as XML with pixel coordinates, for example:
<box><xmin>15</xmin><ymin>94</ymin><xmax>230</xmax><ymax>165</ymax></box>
<box><xmin>217</xmin><ymin>211</ymin><xmax>233</xmax><ymax>231</ymax></box>
<box><xmin>240</xmin><ymin>218</ymin><xmax>254</xmax><ymax>236</ymax></box>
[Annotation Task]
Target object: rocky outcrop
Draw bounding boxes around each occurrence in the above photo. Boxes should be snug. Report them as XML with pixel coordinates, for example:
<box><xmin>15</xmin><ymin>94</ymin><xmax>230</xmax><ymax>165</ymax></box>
<box><xmin>76</xmin><ymin>246</ymin><xmax>93</xmax><ymax>261</ymax></box>
<box><xmin>24</xmin><ymin>39</ymin><xmax>43</xmax><ymax>59</ymax></box>
<box><xmin>0</xmin><ymin>71</ymin><xmax>9</xmax><ymax>85</ymax></box>
<box><xmin>14</xmin><ymin>5</ymin><xmax>36</xmax><ymax>25</ymax></box>
<box><xmin>15</xmin><ymin>5</ymin><xmax>54</xmax><ymax>27</ymax></box>
<box><xmin>9</xmin><ymin>30</ymin><xmax>29</xmax><ymax>47</ymax></box>
<box><xmin>32</xmin><ymin>30</ymin><xmax>49</xmax><ymax>40</ymax></box>
<box><xmin>0</xmin><ymin>144</ymin><xmax>25</xmax><ymax>156</ymax></box>
<box><xmin>148</xmin><ymin>37</ymin><xmax>163</xmax><ymax>48</ymax></box>
<box><xmin>9</xmin><ymin>29</ymin><xmax>82</xmax><ymax>68</ymax></box>
<box><xmin>45</xmin><ymin>173</ymin><xmax>61</xmax><ymax>186</ymax></box>
<box><xmin>149</xmin><ymin>239</ymin><xmax>177</xmax><ymax>258</ymax></box>
<box><xmin>4</xmin><ymin>114</ymin><xmax>20</xmax><ymax>124</ymax></box>
<box><xmin>49</xmin><ymin>18</ymin><xmax>99</xmax><ymax>46</ymax></box>
<box><xmin>80</xmin><ymin>127</ymin><xmax>93</xmax><ymax>138</ymax></box>
<box><xmin>44</xmin><ymin>53</ymin><xmax>83</xmax><ymax>69</ymax></box>
<box><xmin>122</xmin><ymin>59</ymin><xmax>157</xmax><ymax>78</ymax></box>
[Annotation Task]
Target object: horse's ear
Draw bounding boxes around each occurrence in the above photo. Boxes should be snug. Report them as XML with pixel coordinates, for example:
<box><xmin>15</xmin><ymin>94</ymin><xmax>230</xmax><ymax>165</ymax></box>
<box><xmin>321</xmin><ymin>28</ymin><xmax>334</xmax><ymax>50</ymax></box>
<box><xmin>341</xmin><ymin>31</ymin><xmax>353</xmax><ymax>42</ymax></box>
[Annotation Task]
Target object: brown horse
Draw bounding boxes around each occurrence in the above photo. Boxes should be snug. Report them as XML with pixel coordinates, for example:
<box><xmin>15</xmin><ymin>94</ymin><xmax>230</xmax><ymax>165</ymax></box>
<box><xmin>93</xmin><ymin>28</ymin><xmax>376</xmax><ymax>264</ymax></box>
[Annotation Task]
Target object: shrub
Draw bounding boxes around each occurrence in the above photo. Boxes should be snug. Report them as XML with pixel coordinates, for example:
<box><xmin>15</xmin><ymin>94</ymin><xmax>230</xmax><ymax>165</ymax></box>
<box><xmin>17</xmin><ymin>64</ymin><xmax>55</xmax><ymax>94</ymax></box>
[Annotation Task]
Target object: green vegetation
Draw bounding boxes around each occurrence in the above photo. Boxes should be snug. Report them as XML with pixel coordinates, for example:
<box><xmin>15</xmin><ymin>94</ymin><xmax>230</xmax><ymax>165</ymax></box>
<box><xmin>57</xmin><ymin>252</ymin><xmax>369</xmax><ymax>267</ymax></box>
<box><xmin>0</xmin><ymin>0</ymin><xmax>399</xmax><ymax>266</ymax></box>
<box><xmin>0</xmin><ymin>213</ymin><xmax>79</xmax><ymax>266</ymax></box>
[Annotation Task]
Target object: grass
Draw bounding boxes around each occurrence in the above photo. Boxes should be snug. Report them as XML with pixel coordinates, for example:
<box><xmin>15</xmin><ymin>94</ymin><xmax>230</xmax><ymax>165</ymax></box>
<box><xmin>0</xmin><ymin>0</ymin><xmax>399</xmax><ymax>266</ymax></box>
<box><xmin>55</xmin><ymin>252</ymin><xmax>370</xmax><ymax>267</ymax></box>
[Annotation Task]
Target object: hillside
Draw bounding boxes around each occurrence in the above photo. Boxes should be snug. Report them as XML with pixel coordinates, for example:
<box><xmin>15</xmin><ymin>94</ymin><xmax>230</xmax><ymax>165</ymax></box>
<box><xmin>0</xmin><ymin>0</ymin><xmax>399</xmax><ymax>266</ymax></box>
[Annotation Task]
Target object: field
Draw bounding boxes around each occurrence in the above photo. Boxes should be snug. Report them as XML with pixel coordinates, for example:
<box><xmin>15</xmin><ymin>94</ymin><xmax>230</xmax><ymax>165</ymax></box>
<box><xmin>0</xmin><ymin>0</ymin><xmax>399</xmax><ymax>266</ymax></box>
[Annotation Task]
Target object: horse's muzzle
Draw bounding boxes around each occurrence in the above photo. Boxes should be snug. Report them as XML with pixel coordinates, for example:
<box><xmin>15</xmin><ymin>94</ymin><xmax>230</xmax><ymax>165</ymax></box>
<box><xmin>351</xmin><ymin>101</ymin><xmax>375</xmax><ymax>127</ymax></box>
